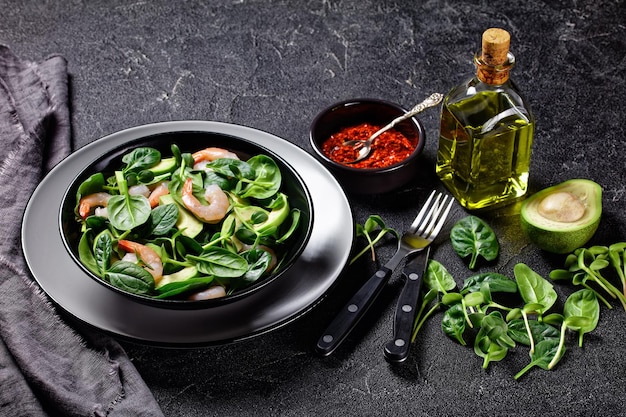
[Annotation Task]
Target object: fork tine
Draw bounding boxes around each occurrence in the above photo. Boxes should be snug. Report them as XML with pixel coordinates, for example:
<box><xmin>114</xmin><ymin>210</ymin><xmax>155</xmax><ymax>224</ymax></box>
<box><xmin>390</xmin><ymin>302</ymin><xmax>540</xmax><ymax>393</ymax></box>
<box><xmin>416</xmin><ymin>193</ymin><xmax>443</xmax><ymax>235</ymax></box>
<box><xmin>421</xmin><ymin>194</ymin><xmax>447</xmax><ymax>237</ymax></box>
<box><xmin>409</xmin><ymin>190</ymin><xmax>437</xmax><ymax>231</ymax></box>
<box><xmin>424</xmin><ymin>195</ymin><xmax>454</xmax><ymax>240</ymax></box>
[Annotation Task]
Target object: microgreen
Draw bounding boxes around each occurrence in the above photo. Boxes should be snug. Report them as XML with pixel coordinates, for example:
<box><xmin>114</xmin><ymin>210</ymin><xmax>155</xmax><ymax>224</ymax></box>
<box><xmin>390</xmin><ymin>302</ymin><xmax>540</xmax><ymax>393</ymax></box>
<box><xmin>412</xmin><ymin>260</ymin><xmax>457</xmax><ymax>342</ymax></box>
<box><xmin>350</xmin><ymin>215</ymin><xmax>399</xmax><ymax>265</ymax></box>
<box><xmin>549</xmin><ymin>244</ymin><xmax>626</xmax><ymax>310</ymax></box>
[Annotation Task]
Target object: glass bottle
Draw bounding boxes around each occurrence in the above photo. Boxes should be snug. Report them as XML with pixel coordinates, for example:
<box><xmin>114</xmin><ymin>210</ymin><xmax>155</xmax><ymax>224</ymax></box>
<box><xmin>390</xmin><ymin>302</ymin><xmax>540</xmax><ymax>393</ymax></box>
<box><xmin>436</xmin><ymin>28</ymin><xmax>535</xmax><ymax>211</ymax></box>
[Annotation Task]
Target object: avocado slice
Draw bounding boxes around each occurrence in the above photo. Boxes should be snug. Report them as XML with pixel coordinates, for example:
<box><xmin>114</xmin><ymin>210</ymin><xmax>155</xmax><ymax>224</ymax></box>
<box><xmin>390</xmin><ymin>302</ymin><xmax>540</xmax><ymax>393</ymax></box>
<box><xmin>233</xmin><ymin>193</ymin><xmax>290</xmax><ymax>236</ymax></box>
<box><xmin>159</xmin><ymin>194</ymin><xmax>204</xmax><ymax>238</ymax></box>
<box><xmin>156</xmin><ymin>266</ymin><xmax>199</xmax><ymax>289</ymax></box>
<box><xmin>149</xmin><ymin>157</ymin><xmax>177</xmax><ymax>175</ymax></box>
<box><xmin>520</xmin><ymin>179</ymin><xmax>602</xmax><ymax>254</ymax></box>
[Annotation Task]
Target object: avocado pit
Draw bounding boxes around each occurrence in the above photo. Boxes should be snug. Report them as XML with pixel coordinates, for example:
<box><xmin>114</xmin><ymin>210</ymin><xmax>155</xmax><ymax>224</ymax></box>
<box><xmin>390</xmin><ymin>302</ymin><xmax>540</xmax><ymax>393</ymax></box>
<box><xmin>537</xmin><ymin>191</ymin><xmax>586</xmax><ymax>223</ymax></box>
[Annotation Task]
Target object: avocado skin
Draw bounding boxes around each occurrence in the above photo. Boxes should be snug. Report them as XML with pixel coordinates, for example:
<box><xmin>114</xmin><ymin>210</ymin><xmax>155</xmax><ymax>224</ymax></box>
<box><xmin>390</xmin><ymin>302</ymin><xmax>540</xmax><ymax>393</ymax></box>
<box><xmin>520</xmin><ymin>179</ymin><xmax>602</xmax><ymax>254</ymax></box>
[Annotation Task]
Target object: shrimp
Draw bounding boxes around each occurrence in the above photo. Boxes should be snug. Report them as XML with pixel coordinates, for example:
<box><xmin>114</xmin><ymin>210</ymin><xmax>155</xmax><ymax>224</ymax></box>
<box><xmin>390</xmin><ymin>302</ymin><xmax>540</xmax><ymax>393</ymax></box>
<box><xmin>181</xmin><ymin>178</ymin><xmax>229</xmax><ymax>224</ymax></box>
<box><xmin>128</xmin><ymin>184</ymin><xmax>151</xmax><ymax>197</ymax></box>
<box><xmin>188</xmin><ymin>285</ymin><xmax>226</xmax><ymax>301</ymax></box>
<box><xmin>148</xmin><ymin>181</ymin><xmax>170</xmax><ymax>208</ymax></box>
<box><xmin>117</xmin><ymin>240</ymin><xmax>163</xmax><ymax>284</ymax></box>
<box><xmin>192</xmin><ymin>147</ymin><xmax>239</xmax><ymax>170</ymax></box>
<box><xmin>78</xmin><ymin>192</ymin><xmax>112</xmax><ymax>219</ymax></box>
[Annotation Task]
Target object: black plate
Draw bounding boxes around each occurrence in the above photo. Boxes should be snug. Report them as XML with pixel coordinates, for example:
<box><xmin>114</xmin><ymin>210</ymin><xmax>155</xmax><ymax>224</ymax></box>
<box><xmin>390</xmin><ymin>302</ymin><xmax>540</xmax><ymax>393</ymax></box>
<box><xmin>22</xmin><ymin>121</ymin><xmax>353</xmax><ymax>346</ymax></box>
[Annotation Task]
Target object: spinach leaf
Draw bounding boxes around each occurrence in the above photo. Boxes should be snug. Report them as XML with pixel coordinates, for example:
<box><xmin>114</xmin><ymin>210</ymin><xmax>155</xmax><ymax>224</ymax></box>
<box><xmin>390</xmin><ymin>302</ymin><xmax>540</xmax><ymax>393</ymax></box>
<box><xmin>74</xmin><ymin>173</ymin><xmax>106</xmax><ymax>216</ymax></box>
<box><xmin>148</xmin><ymin>203</ymin><xmax>179</xmax><ymax>236</ymax></box>
<box><xmin>236</xmin><ymin>248</ymin><xmax>272</xmax><ymax>288</ymax></box>
<box><xmin>187</xmin><ymin>247</ymin><xmax>248</xmax><ymax>278</ymax></box>
<box><xmin>175</xmin><ymin>235</ymin><xmax>204</xmax><ymax>258</ymax></box>
<box><xmin>108</xmin><ymin>194</ymin><xmax>152</xmax><ymax>230</ymax></box>
<box><xmin>239</xmin><ymin>155</ymin><xmax>281</xmax><ymax>199</ymax></box>
<box><xmin>204</xmin><ymin>169</ymin><xmax>235</xmax><ymax>190</ymax></box>
<box><xmin>514</xmin><ymin>339</ymin><xmax>562</xmax><ymax>380</ymax></box>
<box><xmin>155</xmin><ymin>277</ymin><xmax>215</xmax><ymax>299</ymax></box>
<box><xmin>122</xmin><ymin>147</ymin><xmax>161</xmax><ymax>173</ymax></box>
<box><xmin>507</xmin><ymin>319</ymin><xmax>559</xmax><ymax>346</ymax></box>
<box><xmin>206</xmin><ymin>158</ymin><xmax>255</xmax><ymax>180</ymax></box>
<box><xmin>442</xmin><ymin>303</ymin><xmax>467</xmax><ymax>346</ymax></box>
<box><xmin>461</xmin><ymin>272</ymin><xmax>517</xmax><ymax>294</ymax></box>
<box><xmin>514</xmin><ymin>263</ymin><xmax>558</xmax><ymax>354</ymax></box>
<box><xmin>93</xmin><ymin>230</ymin><xmax>113</xmax><ymax>276</ymax></box>
<box><xmin>563</xmin><ymin>289</ymin><xmax>599</xmax><ymax>347</ymax></box>
<box><xmin>78</xmin><ymin>231</ymin><xmax>100</xmax><ymax>276</ymax></box>
<box><xmin>84</xmin><ymin>215</ymin><xmax>108</xmax><ymax>230</ymax></box>
<box><xmin>107</xmin><ymin>171</ymin><xmax>151</xmax><ymax>231</ymax></box>
<box><xmin>424</xmin><ymin>260</ymin><xmax>457</xmax><ymax>293</ymax></box>
<box><xmin>514</xmin><ymin>263</ymin><xmax>557</xmax><ymax>314</ymax></box>
<box><xmin>106</xmin><ymin>261</ymin><xmax>155</xmax><ymax>295</ymax></box>
<box><xmin>450</xmin><ymin>215</ymin><xmax>499</xmax><ymax>269</ymax></box>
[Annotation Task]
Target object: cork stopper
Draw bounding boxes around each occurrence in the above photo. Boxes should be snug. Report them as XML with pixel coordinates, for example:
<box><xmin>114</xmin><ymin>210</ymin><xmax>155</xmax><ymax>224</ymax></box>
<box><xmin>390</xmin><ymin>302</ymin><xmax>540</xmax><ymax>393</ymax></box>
<box><xmin>476</xmin><ymin>28</ymin><xmax>513</xmax><ymax>84</ymax></box>
<box><xmin>481</xmin><ymin>28</ymin><xmax>510</xmax><ymax>65</ymax></box>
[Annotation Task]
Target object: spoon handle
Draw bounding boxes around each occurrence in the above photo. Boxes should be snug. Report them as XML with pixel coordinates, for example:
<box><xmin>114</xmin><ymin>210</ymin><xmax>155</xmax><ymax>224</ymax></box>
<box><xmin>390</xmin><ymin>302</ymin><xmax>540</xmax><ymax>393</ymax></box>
<box><xmin>370</xmin><ymin>93</ymin><xmax>443</xmax><ymax>141</ymax></box>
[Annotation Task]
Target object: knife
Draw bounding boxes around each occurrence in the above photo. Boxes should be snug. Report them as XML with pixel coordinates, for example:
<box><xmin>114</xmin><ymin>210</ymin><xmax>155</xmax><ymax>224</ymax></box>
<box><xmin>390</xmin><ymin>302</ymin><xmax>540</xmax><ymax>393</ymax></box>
<box><xmin>383</xmin><ymin>246</ymin><xmax>430</xmax><ymax>363</ymax></box>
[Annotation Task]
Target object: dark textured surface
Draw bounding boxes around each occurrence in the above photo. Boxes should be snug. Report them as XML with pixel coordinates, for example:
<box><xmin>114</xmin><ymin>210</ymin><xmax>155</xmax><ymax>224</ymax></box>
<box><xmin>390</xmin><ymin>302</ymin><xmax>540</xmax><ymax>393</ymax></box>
<box><xmin>5</xmin><ymin>0</ymin><xmax>626</xmax><ymax>415</ymax></box>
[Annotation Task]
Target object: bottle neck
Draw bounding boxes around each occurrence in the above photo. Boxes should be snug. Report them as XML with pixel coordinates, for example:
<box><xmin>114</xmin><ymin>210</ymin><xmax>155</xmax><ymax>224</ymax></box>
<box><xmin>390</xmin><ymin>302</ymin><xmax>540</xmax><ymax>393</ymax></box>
<box><xmin>474</xmin><ymin>51</ymin><xmax>515</xmax><ymax>85</ymax></box>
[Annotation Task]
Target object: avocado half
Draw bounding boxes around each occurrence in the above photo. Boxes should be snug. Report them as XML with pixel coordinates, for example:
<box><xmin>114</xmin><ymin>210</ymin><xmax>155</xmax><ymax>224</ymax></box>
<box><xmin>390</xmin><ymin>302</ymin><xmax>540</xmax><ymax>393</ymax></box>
<box><xmin>520</xmin><ymin>179</ymin><xmax>602</xmax><ymax>254</ymax></box>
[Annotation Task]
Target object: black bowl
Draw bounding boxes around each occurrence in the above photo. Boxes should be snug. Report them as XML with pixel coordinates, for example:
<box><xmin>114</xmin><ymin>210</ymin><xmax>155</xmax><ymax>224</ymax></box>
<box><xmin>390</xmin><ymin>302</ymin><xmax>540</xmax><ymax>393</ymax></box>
<box><xmin>309</xmin><ymin>98</ymin><xmax>426</xmax><ymax>194</ymax></box>
<box><xmin>60</xmin><ymin>130</ymin><xmax>313</xmax><ymax>309</ymax></box>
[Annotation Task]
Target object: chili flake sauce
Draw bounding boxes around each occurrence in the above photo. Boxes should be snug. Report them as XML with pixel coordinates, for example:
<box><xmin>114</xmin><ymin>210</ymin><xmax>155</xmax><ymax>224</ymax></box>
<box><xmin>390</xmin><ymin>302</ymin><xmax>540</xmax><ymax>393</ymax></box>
<box><xmin>321</xmin><ymin>123</ymin><xmax>416</xmax><ymax>169</ymax></box>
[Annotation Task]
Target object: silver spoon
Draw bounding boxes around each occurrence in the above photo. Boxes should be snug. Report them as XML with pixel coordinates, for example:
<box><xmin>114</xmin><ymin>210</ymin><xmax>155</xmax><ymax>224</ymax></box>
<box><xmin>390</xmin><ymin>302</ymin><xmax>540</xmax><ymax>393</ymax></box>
<box><xmin>343</xmin><ymin>93</ymin><xmax>443</xmax><ymax>164</ymax></box>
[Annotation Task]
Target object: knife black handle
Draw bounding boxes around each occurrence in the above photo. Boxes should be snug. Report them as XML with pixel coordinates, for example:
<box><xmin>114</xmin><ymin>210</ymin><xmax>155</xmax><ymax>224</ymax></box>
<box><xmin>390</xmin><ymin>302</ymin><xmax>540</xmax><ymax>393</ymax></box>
<box><xmin>383</xmin><ymin>259</ymin><xmax>425</xmax><ymax>363</ymax></box>
<box><xmin>316</xmin><ymin>266</ymin><xmax>392</xmax><ymax>356</ymax></box>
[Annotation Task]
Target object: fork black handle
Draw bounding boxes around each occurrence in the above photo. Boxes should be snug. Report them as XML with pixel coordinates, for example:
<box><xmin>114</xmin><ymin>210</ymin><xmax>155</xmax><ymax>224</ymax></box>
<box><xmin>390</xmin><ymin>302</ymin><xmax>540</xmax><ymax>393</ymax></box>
<box><xmin>316</xmin><ymin>266</ymin><xmax>393</xmax><ymax>356</ymax></box>
<box><xmin>383</xmin><ymin>248</ymin><xmax>430</xmax><ymax>363</ymax></box>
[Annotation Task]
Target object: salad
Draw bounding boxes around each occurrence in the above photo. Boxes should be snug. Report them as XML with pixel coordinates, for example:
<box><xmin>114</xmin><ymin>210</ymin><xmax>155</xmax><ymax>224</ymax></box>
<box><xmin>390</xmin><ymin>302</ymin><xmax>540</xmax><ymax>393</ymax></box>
<box><xmin>73</xmin><ymin>143</ymin><xmax>302</xmax><ymax>301</ymax></box>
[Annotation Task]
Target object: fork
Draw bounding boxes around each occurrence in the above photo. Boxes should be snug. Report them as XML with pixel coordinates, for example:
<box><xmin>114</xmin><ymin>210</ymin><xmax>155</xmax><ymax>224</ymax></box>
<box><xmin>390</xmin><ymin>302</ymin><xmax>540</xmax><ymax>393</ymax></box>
<box><xmin>315</xmin><ymin>190</ymin><xmax>454</xmax><ymax>356</ymax></box>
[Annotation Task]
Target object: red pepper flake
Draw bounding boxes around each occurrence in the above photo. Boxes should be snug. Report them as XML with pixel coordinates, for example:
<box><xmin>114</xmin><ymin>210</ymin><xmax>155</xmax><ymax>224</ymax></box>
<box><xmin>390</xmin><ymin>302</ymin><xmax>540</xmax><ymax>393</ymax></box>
<box><xmin>321</xmin><ymin>123</ymin><xmax>416</xmax><ymax>169</ymax></box>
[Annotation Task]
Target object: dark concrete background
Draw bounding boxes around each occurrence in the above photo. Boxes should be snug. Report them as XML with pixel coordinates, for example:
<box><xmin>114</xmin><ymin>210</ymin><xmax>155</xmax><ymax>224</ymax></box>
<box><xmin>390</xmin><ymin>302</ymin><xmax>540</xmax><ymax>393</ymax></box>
<box><xmin>4</xmin><ymin>0</ymin><xmax>626</xmax><ymax>415</ymax></box>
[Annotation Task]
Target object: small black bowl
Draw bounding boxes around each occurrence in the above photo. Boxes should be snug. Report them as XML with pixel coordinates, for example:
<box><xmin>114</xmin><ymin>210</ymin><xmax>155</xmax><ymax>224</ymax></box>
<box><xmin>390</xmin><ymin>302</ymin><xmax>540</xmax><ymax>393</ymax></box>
<box><xmin>309</xmin><ymin>98</ymin><xmax>426</xmax><ymax>194</ymax></box>
<box><xmin>60</xmin><ymin>130</ymin><xmax>313</xmax><ymax>309</ymax></box>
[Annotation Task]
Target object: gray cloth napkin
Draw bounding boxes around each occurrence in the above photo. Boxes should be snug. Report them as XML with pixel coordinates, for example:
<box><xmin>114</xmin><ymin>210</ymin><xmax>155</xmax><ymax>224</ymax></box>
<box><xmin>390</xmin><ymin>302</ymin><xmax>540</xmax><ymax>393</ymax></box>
<box><xmin>0</xmin><ymin>45</ymin><xmax>164</xmax><ymax>416</ymax></box>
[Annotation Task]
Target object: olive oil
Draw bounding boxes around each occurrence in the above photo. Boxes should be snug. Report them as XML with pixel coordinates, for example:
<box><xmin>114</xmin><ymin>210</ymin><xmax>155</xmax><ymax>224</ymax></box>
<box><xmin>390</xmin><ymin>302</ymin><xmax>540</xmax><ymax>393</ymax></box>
<box><xmin>436</xmin><ymin>28</ymin><xmax>535</xmax><ymax>210</ymax></box>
